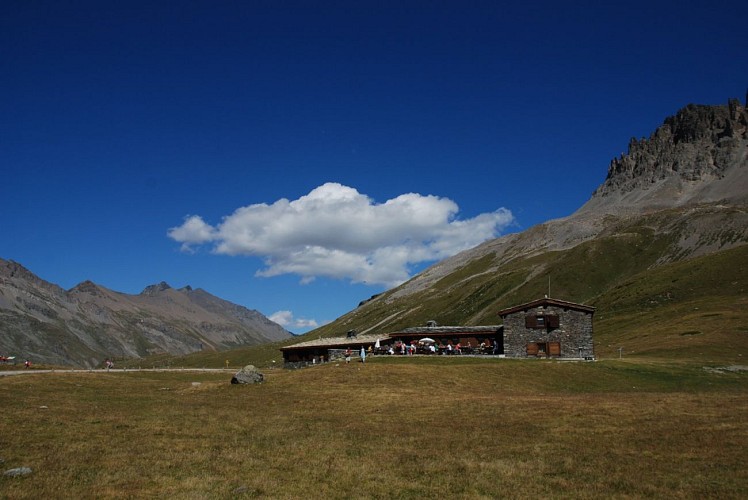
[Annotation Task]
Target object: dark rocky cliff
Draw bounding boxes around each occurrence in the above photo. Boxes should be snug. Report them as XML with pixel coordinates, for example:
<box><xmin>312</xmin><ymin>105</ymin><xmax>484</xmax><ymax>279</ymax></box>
<box><xmin>582</xmin><ymin>98</ymin><xmax>748</xmax><ymax>214</ymax></box>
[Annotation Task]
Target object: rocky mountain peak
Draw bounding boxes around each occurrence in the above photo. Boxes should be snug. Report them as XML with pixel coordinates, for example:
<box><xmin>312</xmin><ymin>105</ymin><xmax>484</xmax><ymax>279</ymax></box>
<box><xmin>0</xmin><ymin>258</ymin><xmax>65</xmax><ymax>296</ymax></box>
<box><xmin>140</xmin><ymin>281</ymin><xmax>173</xmax><ymax>295</ymax></box>
<box><xmin>578</xmin><ymin>98</ymin><xmax>748</xmax><ymax>216</ymax></box>
<box><xmin>70</xmin><ymin>280</ymin><xmax>102</xmax><ymax>295</ymax></box>
<box><xmin>0</xmin><ymin>258</ymin><xmax>34</xmax><ymax>280</ymax></box>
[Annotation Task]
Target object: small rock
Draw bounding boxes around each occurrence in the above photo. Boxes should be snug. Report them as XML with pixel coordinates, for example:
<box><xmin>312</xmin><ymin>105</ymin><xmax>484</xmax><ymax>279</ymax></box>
<box><xmin>4</xmin><ymin>467</ymin><xmax>33</xmax><ymax>478</ymax></box>
<box><xmin>191</xmin><ymin>382</ymin><xmax>201</xmax><ymax>387</ymax></box>
<box><xmin>39</xmin><ymin>405</ymin><xmax>49</xmax><ymax>409</ymax></box>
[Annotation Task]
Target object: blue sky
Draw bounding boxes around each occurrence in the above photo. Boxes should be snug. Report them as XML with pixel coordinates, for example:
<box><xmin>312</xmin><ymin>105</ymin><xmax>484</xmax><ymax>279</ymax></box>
<box><xmin>2</xmin><ymin>1</ymin><xmax>746</xmax><ymax>333</ymax></box>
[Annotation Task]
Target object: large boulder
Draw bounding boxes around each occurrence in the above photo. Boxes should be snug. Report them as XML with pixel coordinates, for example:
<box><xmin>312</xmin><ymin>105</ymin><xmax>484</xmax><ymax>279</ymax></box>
<box><xmin>231</xmin><ymin>364</ymin><xmax>264</xmax><ymax>384</ymax></box>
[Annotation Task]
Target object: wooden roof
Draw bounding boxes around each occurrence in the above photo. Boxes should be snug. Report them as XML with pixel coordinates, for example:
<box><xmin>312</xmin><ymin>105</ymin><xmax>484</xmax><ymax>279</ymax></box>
<box><xmin>280</xmin><ymin>333</ymin><xmax>386</xmax><ymax>351</ymax></box>
<box><xmin>497</xmin><ymin>297</ymin><xmax>595</xmax><ymax>317</ymax></box>
<box><xmin>280</xmin><ymin>326</ymin><xmax>502</xmax><ymax>352</ymax></box>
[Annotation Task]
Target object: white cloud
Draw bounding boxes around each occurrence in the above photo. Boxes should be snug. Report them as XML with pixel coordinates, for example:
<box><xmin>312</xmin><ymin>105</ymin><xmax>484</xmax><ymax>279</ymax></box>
<box><xmin>168</xmin><ymin>182</ymin><xmax>514</xmax><ymax>287</ymax></box>
<box><xmin>269</xmin><ymin>310</ymin><xmax>319</xmax><ymax>330</ymax></box>
<box><xmin>166</xmin><ymin>215</ymin><xmax>215</xmax><ymax>252</ymax></box>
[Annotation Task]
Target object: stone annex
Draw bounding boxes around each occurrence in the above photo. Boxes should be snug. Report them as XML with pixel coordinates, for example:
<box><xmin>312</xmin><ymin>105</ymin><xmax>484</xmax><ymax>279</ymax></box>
<box><xmin>281</xmin><ymin>297</ymin><xmax>595</xmax><ymax>368</ymax></box>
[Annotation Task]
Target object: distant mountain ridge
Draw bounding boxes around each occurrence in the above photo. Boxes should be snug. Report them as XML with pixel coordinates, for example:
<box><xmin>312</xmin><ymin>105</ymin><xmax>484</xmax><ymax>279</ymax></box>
<box><xmin>0</xmin><ymin>260</ymin><xmax>291</xmax><ymax>367</ymax></box>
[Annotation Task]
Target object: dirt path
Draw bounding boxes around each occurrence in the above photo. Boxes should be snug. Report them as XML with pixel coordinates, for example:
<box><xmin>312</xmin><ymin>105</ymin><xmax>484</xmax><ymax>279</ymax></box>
<box><xmin>0</xmin><ymin>368</ymin><xmax>235</xmax><ymax>377</ymax></box>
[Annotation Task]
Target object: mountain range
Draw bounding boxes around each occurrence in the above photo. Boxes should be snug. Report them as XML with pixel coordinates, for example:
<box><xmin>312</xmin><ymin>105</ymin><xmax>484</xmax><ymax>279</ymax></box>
<box><xmin>0</xmin><ymin>264</ymin><xmax>291</xmax><ymax>367</ymax></box>
<box><xmin>3</xmin><ymin>97</ymin><xmax>746</xmax><ymax>366</ymax></box>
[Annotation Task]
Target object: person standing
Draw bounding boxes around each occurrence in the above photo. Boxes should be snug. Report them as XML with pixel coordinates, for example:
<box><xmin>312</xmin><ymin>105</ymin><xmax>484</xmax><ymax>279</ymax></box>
<box><xmin>360</xmin><ymin>346</ymin><xmax>366</xmax><ymax>363</ymax></box>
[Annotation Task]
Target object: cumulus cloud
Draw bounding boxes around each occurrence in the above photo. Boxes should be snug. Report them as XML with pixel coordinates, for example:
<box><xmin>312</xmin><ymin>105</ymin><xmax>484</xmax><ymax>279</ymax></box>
<box><xmin>166</xmin><ymin>215</ymin><xmax>215</xmax><ymax>252</ymax></box>
<box><xmin>167</xmin><ymin>182</ymin><xmax>514</xmax><ymax>287</ymax></box>
<box><xmin>269</xmin><ymin>310</ymin><xmax>319</xmax><ymax>329</ymax></box>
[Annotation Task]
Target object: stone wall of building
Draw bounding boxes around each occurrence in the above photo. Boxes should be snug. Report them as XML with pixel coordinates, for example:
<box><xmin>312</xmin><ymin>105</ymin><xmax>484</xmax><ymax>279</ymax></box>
<box><xmin>503</xmin><ymin>304</ymin><xmax>594</xmax><ymax>358</ymax></box>
<box><xmin>283</xmin><ymin>348</ymin><xmax>355</xmax><ymax>368</ymax></box>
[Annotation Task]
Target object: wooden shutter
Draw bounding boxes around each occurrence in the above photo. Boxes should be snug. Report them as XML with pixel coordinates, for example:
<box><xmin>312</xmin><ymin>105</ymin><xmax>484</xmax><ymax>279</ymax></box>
<box><xmin>547</xmin><ymin>315</ymin><xmax>560</xmax><ymax>328</ymax></box>
<box><xmin>525</xmin><ymin>315</ymin><xmax>537</xmax><ymax>328</ymax></box>
<box><xmin>526</xmin><ymin>343</ymin><xmax>539</xmax><ymax>355</ymax></box>
<box><xmin>549</xmin><ymin>342</ymin><xmax>561</xmax><ymax>356</ymax></box>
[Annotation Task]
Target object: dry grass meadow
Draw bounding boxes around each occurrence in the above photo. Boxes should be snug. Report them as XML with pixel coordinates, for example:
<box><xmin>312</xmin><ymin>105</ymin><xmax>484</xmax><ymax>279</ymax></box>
<box><xmin>1</xmin><ymin>357</ymin><xmax>747</xmax><ymax>499</ymax></box>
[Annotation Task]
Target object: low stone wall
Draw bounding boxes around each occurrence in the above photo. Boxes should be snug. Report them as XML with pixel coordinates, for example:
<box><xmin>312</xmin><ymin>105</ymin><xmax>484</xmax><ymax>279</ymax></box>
<box><xmin>283</xmin><ymin>358</ymin><xmax>329</xmax><ymax>369</ymax></box>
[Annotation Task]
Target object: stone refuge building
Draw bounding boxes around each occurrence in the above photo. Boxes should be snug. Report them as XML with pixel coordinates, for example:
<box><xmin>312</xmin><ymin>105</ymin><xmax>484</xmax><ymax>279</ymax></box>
<box><xmin>497</xmin><ymin>297</ymin><xmax>595</xmax><ymax>359</ymax></box>
<box><xmin>280</xmin><ymin>297</ymin><xmax>595</xmax><ymax>368</ymax></box>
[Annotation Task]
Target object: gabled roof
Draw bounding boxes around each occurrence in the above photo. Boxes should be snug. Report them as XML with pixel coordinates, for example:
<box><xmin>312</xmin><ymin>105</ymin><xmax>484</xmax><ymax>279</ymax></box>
<box><xmin>497</xmin><ymin>297</ymin><xmax>595</xmax><ymax>317</ymax></box>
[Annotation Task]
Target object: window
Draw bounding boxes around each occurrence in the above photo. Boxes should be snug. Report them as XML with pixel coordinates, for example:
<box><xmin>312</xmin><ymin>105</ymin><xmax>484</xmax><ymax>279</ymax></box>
<box><xmin>525</xmin><ymin>314</ymin><xmax>559</xmax><ymax>329</ymax></box>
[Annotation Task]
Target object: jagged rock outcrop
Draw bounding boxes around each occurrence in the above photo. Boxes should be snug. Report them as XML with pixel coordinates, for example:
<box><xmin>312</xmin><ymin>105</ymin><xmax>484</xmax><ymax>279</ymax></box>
<box><xmin>581</xmin><ymin>98</ymin><xmax>748</xmax><ymax>214</ymax></box>
<box><xmin>0</xmin><ymin>260</ymin><xmax>292</xmax><ymax>367</ymax></box>
<box><xmin>141</xmin><ymin>281</ymin><xmax>173</xmax><ymax>296</ymax></box>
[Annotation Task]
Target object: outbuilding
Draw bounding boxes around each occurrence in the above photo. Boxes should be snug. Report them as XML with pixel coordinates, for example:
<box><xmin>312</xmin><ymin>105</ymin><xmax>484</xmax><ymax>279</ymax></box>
<box><xmin>280</xmin><ymin>333</ymin><xmax>387</xmax><ymax>369</ymax></box>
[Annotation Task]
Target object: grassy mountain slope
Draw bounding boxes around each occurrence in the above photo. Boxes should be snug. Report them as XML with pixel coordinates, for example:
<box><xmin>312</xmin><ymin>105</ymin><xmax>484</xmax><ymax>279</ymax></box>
<box><xmin>299</xmin><ymin>204</ymin><xmax>748</xmax><ymax>362</ymax></box>
<box><xmin>593</xmin><ymin>244</ymin><xmax>748</xmax><ymax>361</ymax></box>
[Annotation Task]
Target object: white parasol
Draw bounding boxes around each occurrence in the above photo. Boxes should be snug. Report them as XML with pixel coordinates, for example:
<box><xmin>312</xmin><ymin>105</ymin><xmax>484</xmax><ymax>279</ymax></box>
<box><xmin>419</xmin><ymin>337</ymin><xmax>436</xmax><ymax>344</ymax></box>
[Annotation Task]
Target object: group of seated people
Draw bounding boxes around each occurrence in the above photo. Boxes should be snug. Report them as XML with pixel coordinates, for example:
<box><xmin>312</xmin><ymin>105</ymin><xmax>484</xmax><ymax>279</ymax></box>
<box><xmin>377</xmin><ymin>340</ymin><xmax>499</xmax><ymax>355</ymax></box>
